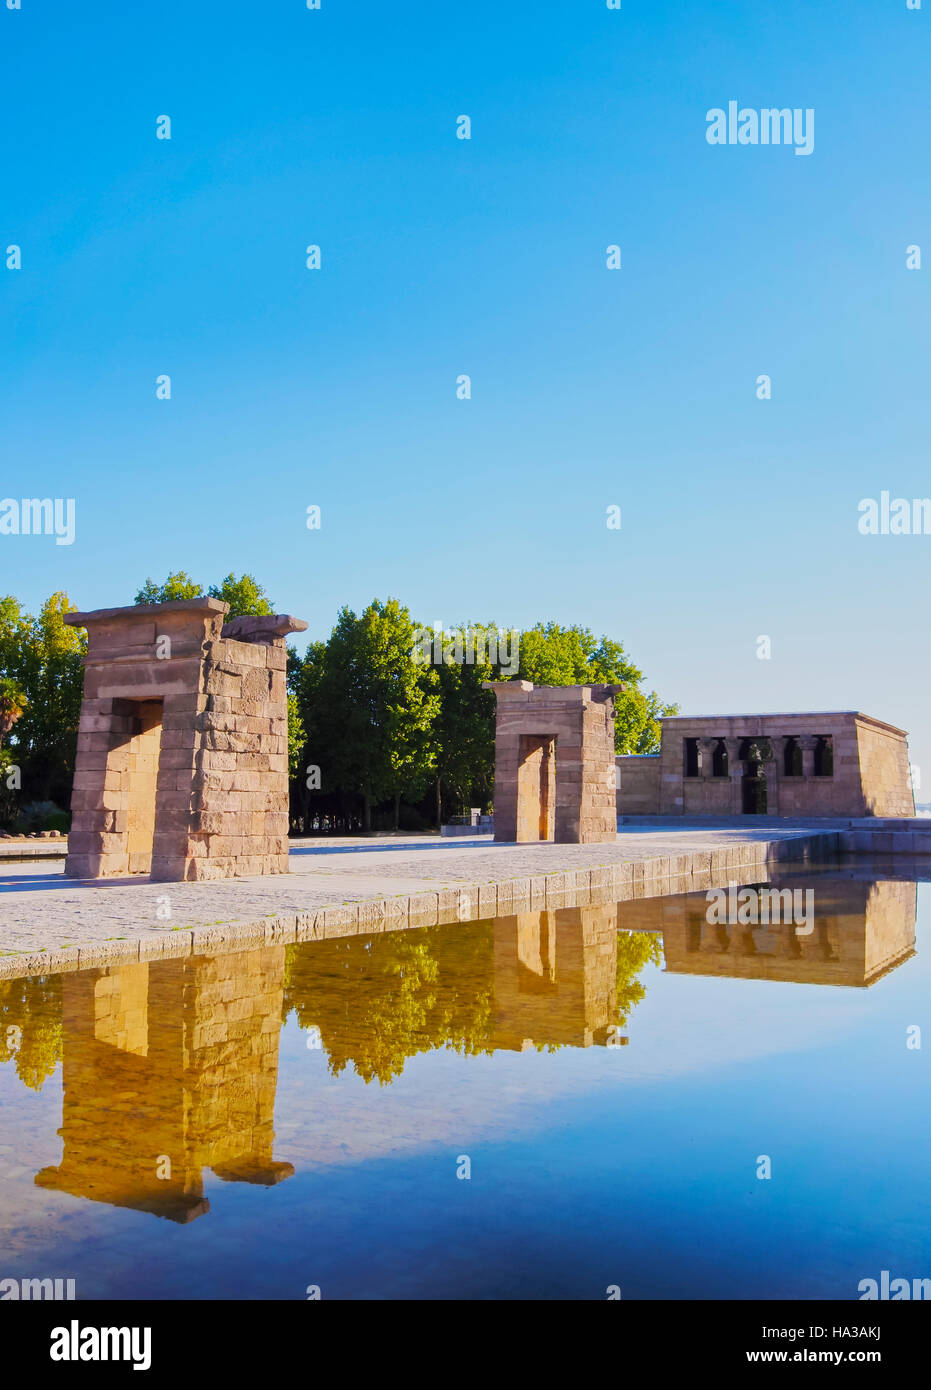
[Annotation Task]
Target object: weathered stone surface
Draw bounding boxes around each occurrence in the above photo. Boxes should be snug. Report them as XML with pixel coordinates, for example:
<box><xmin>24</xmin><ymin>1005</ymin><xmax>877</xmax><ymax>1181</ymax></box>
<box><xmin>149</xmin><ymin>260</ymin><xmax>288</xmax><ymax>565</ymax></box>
<box><xmin>617</xmin><ymin>712</ymin><xmax>915</xmax><ymax>820</ymax></box>
<box><xmin>221</xmin><ymin>614</ymin><xmax>309</xmax><ymax>643</ymax></box>
<box><xmin>1</xmin><ymin>824</ymin><xmax>860</xmax><ymax>977</ymax></box>
<box><xmin>484</xmin><ymin>681</ymin><xmax>624</xmax><ymax>845</ymax></box>
<box><xmin>63</xmin><ymin>597</ymin><xmax>305</xmax><ymax>883</ymax></box>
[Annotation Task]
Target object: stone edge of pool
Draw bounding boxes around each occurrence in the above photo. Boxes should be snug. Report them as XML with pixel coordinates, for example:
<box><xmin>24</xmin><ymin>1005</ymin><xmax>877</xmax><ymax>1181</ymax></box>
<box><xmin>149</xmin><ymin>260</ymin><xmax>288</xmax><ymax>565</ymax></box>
<box><xmin>0</xmin><ymin>829</ymin><xmax>845</xmax><ymax>982</ymax></box>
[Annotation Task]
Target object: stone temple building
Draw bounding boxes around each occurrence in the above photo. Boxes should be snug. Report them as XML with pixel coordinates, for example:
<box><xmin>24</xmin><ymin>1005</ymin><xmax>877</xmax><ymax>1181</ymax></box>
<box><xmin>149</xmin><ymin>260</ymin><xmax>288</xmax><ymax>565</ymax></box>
<box><xmin>63</xmin><ymin>598</ymin><xmax>307</xmax><ymax>881</ymax></box>
<box><xmin>616</xmin><ymin>712</ymin><xmax>914</xmax><ymax>819</ymax></box>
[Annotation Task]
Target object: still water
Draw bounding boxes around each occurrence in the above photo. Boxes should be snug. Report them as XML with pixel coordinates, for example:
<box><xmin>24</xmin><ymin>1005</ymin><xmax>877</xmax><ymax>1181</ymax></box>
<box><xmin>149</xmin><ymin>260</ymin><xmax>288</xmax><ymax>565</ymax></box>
<box><xmin>1</xmin><ymin>866</ymin><xmax>928</xmax><ymax>1300</ymax></box>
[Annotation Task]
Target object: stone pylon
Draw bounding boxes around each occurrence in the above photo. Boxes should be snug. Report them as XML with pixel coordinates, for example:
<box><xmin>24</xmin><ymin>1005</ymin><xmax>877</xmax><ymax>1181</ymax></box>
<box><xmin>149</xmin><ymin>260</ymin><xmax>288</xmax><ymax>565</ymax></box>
<box><xmin>63</xmin><ymin>599</ymin><xmax>307</xmax><ymax>881</ymax></box>
<box><xmin>483</xmin><ymin>680</ymin><xmax>623</xmax><ymax>843</ymax></box>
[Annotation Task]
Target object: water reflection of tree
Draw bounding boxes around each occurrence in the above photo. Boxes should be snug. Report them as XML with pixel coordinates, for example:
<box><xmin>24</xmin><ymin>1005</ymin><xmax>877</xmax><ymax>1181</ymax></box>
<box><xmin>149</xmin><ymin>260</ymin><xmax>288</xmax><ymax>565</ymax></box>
<box><xmin>0</xmin><ymin>973</ymin><xmax>62</xmax><ymax>1090</ymax></box>
<box><xmin>283</xmin><ymin>922</ymin><xmax>664</xmax><ymax>1084</ymax></box>
<box><xmin>616</xmin><ymin>931</ymin><xmax>663</xmax><ymax>1030</ymax></box>
<box><xmin>0</xmin><ymin>925</ymin><xmax>664</xmax><ymax>1095</ymax></box>
<box><xmin>283</xmin><ymin>923</ymin><xmax>497</xmax><ymax>1085</ymax></box>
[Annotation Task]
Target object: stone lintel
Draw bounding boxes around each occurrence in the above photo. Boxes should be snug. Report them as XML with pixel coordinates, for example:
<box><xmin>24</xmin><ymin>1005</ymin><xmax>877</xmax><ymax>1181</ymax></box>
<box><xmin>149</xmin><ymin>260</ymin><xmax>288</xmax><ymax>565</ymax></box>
<box><xmin>66</xmin><ymin>597</ymin><xmax>230</xmax><ymax>626</ymax></box>
<box><xmin>484</xmin><ymin>680</ymin><xmax>625</xmax><ymax>703</ymax></box>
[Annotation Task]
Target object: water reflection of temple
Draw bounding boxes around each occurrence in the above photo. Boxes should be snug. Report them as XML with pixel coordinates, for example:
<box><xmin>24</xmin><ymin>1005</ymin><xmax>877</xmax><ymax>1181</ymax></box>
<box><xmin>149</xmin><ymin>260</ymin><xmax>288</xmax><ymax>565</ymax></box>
<box><xmin>621</xmin><ymin>878</ymin><xmax>916</xmax><ymax>987</ymax></box>
<box><xmin>281</xmin><ymin>907</ymin><xmax>633</xmax><ymax>1080</ymax></box>
<box><xmin>492</xmin><ymin>906</ymin><xmax>620</xmax><ymax>1050</ymax></box>
<box><xmin>35</xmin><ymin>948</ymin><xmax>293</xmax><ymax>1223</ymax></box>
<box><xmin>27</xmin><ymin>878</ymin><xmax>918</xmax><ymax>1221</ymax></box>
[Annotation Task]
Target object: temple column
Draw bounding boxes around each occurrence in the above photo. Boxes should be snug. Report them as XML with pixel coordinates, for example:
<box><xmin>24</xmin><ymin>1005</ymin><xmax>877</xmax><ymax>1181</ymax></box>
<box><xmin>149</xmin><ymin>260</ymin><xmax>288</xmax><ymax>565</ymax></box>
<box><xmin>800</xmin><ymin>735</ymin><xmax>818</xmax><ymax>779</ymax></box>
<box><xmin>700</xmin><ymin>738</ymin><xmax>719</xmax><ymax>779</ymax></box>
<box><xmin>761</xmin><ymin>751</ymin><xmax>779</xmax><ymax>815</ymax></box>
<box><xmin>725</xmin><ymin>738</ymin><xmax>743</xmax><ymax>814</ymax></box>
<box><xmin>775</xmin><ymin>736</ymin><xmax>792</xmax><ymax>778</ymax></box>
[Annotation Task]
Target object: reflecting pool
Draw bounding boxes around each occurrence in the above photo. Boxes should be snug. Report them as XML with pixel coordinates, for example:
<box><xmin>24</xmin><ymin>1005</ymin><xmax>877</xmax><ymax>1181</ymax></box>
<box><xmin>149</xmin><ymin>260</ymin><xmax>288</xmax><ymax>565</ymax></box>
<box><xmin>1</xmin><ymin>866</ymin><xmax>928</xmax><ymax>1299</ymax></box>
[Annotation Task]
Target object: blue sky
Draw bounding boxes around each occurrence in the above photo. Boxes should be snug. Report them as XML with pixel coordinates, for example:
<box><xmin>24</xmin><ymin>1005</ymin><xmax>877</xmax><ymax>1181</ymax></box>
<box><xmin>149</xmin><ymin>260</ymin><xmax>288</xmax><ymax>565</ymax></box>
<box><xmin>2</xmin><ymin>1</ymin><xmax>930</xmax><ymax>770</ymax></box>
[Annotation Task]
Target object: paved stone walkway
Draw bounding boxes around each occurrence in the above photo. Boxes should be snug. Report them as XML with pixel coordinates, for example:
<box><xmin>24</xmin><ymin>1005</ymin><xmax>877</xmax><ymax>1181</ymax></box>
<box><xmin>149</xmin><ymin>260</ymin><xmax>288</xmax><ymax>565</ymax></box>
<box><xmin>0</xmin><ymin>825</ymin><xmax>844</xmax><ymax>977</ymax></box>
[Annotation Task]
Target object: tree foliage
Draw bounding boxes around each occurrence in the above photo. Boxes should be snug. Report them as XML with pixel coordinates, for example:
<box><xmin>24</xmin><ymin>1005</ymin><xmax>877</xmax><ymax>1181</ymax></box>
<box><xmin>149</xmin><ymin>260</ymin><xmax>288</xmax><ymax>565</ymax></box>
<box><xmin>208</xmin><ymin>573</ymin><xmax>274</xmax><ymax>618</ymax></box>
<box><xmin>282</xmin><ymin>917</ymin><xmax>661</xmax><ymax>1084</ymax></box>
<box><xmin>0</xmin><ymin>674</ymin><xmax>28</xmax><ymax>746</ymax></box>
<box><xmin>0</xmin><ymin>591</ymin><xmax>86</xmax><ymax>812</ymax></box>
<box><xmin>0</xmin><ymin>974</ymin><xmax>63</xmax><ymax>1091</ymax></box>
<box><xmin>1</xmin><ymin>576</ymin><xmax>677</xmax><ymax>834</ymax></box>
<box><xmin>134</xmin><ymin>570</ymin><xmax>203</xmax><ymax>604</ymax></box>
<box><xmin>297</xmin><ymin>600</ymin><xmax>440</xmax><ymax>831</ymax></box>
<box><xmin>615</xmin><ymin>931</ymin><xmax>664</xmax><ymax>1028</ymax></box>
<box><xmin>134</xmin><ymin>570</ymin><xmax>273</xmax><ymax>619</ymax></box>
<box><xmin>517</xmin><ymin>622</ymin><xmax>678</xmax><ymax>753</ymax></box>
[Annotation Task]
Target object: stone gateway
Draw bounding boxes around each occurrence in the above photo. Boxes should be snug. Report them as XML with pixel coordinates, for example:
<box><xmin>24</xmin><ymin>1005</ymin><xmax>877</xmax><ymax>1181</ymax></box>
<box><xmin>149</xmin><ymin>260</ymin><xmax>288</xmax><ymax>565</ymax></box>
<box><xmin>63</xmin><ymin>599</ymin><xmax>307</xmax><ymax>881</ymax></box>
<box><xmin>483</xmin><ymin>680</ymin><xmax>624</xmax><ymax>843</ymax></box>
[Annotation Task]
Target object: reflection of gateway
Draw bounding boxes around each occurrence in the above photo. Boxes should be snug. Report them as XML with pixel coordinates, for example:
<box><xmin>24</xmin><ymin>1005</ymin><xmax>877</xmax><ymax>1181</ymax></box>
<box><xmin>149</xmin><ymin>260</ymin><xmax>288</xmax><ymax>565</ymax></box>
<box><xmin>622</xmin><ymin>879</ymin><xmax>916</xmax><ymax>988</ymax></box>
<box><xmin>493</xmin><ymin>906</ymin><xmax>620</xmax><ymax>1050</ymax></box>
<box><xmin>29</xmin><ymin>881</ymin><xmax>917</xmax><ymax>1224</ymax></box>
<box><xmin>35</xmin><ymin>949</ymin><xmax>293</xmax><ymax>1223</ymax></box>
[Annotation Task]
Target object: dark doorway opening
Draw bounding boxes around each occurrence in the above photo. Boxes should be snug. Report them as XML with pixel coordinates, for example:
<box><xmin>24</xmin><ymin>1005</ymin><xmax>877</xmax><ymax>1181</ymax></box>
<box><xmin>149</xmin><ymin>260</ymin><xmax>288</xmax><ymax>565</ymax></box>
<box><xmin>814</xmin><ymin>736</ymin><xmax>833</xmax><ymax>776</ymax></box>
<box><xmin>783</xmin><ymin>737</ymin><xmax>802</xmax><ymax>776</ymax></box>
<box><xmin>742</xmin><ymin>770</ymin><xmax>767</xmax><ymax>814</ymax></box>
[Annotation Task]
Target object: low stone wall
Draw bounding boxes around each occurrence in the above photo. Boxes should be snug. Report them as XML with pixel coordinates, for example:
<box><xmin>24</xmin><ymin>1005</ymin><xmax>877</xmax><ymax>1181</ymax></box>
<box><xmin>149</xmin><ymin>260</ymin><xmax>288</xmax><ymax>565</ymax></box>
<box><xmin>0</xmin><ymin>841</ymin><xmax>68</xmax><ymax>860</ymax></box>
<box><xmin>839</xmin><ymin>821</ymin><xmax>931</xmax><ymax>855</ymax></box>
<box><xmin>0</xmin><ymin>828</ymin><xmax>843</xmax><ymax>982</ymax></box>
<box><xmin>616</xmin><ymin>813</ymin><xmax>931</xmax><ymax>855</ymax></box>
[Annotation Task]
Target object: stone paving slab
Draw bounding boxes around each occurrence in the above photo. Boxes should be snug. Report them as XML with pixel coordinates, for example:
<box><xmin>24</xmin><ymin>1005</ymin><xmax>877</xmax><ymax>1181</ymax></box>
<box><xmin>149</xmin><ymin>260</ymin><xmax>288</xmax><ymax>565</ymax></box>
<box><xmin>0</xmin><ymin>826</ymin><xmax>845</xmax><ymax>980</ymax></box>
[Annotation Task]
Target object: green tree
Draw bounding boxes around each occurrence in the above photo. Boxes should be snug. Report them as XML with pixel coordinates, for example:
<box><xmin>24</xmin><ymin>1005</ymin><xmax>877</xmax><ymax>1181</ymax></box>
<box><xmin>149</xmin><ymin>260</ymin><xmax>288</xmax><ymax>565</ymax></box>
<box><xmin>615</xmin><ymin>931</ymin><xmax>664</xmax><ymax>1030</ymax></box>
<box><xmin>0</xmin><ymin>592</ymin><xmax>86</xmax><ymax>811</ymax></box>
<box><xmin>288</xmin><ymin>639</ymin><xmax>327</xmax><ymax>831</ymax></box>
<box><xmin>134</xmin><ymin>570</ymin><xmax>274</xmax><ymax>619</ymax></box>
<box><xmin>134</xmin><ymin>570</ymin><xmax>204</xmax><ymax>604</ymax></box>
<box><xmin>431</xmin><ymin>623</ymin><xmax>501</xmax><ymax>824</ymax></box>
<box><xmin>0</xmin><ymin>973</ymin><xmax>63</xmax><ymax>1091</ymax></box>
<box><xmin>368</xmin><ymin>600</ymin><xmax>440</xmax><ymax>828</ymax></box>
<box><xmin>310</xmin><ymin>600</ymin><xmax>439</xmax><ymax>831</ymax></box>
<box><xmin>208</xmin><ymin>573</ymin><xmax>274</xmax><ymax>618</ymax></box>
<box><xmin>286</xmin><ymin>689</ymin><xmax>305</xmax><ymax>782</ymax></box>
<box><xmin>0</xmin><ymin>674</ymin><xmax>27</xmax><ymax>749</ymax></box>
<box><xmin>516</xmin><ymin>622</ymin><xmax>677</xmax><ymax>753</ymax></box>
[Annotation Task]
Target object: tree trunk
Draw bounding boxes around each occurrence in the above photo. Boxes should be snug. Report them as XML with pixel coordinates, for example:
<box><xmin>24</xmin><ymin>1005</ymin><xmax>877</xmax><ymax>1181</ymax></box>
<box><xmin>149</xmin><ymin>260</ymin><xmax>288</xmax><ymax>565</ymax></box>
<box><xmin>435</xmin><ymin>775</ymin><xmax>442</xmax><ymax>830</ymax></box>
<box><xmin>362</xmin><ymin>793</ymin><xmax>371</xmax><ymax>833</ymax></box>
<box><xmin>393</xmin><ymin>791</ymin><xmax>400</xmax><ymax>832</ymax></box>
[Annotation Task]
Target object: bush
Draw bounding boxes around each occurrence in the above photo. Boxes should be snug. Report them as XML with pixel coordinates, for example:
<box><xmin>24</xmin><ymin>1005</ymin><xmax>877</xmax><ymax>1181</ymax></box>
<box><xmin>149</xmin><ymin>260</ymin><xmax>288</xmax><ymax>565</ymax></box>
<box><xmin>13</xmin><ymin>800</ymin><xmax>70</xmax><ymax>834</ymax></box>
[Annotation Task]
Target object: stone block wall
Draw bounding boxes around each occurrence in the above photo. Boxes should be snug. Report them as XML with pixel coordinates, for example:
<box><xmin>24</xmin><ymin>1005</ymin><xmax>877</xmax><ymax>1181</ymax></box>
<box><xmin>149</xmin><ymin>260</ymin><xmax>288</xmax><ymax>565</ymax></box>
<box><xmin>63</xmin><ymin>599</ymin><xmax>307</xmax><ymax>881</ymax></box>
<box><xmin>615</xmin><ymin>711</ymin><xmax>914</xmax><ymax>820</ymax></box>
<box><xmin>615</xmin><ymin>754</ymin><xmax>660</xmax><ymax>815</ymax></box>
<box><xmin>492</xmin><ymin>905</ymin><xmax>618</xmax><ymax>1049</ymax></box>
<box><xmin>856</xmin><ymin>719</ymin><xmax>916</xmax><ymax>817</ymax></box>
<box><xmin>623</xmin><ymin>876</ymin><xmax>916</xmax><ymax>988</ymax></box>
<box><xmin>34</xmin><ymin>947</ymin><xmax>292</xmax><ymax>1221</ymax></box>
<box><xmin>484</xmin><ymin>680</ymin><xmax>623</xmax><ymax>843</ymax></box>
